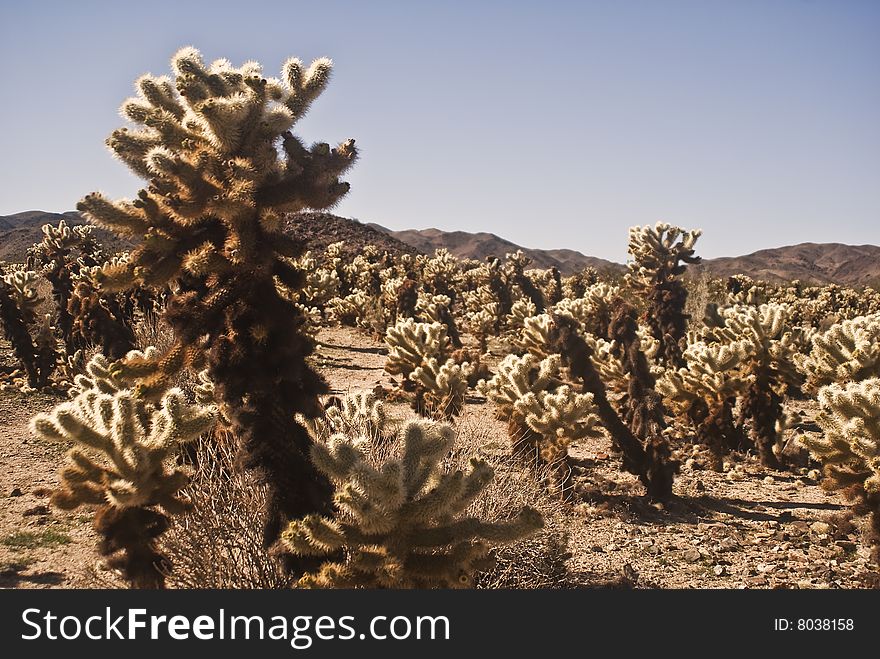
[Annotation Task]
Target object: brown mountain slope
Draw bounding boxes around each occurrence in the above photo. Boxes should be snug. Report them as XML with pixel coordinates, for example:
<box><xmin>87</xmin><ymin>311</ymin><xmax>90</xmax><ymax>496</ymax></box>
<box><xmin>0</xmin><ymin>211</ymin><xmax>417</xmax><ymax>265</ymax></box>
<box><xmin>2</xmin><ymin>211</ymin><xmax>877</xmax><ymax>286</ymax></box>
<box><xmin>695</xmin><ymin>243</ymin><xmax>880</xmax><ymax>287</ymax></box>
<box><xmin>367</xmin><ymin>224</ymin><xmax>622</xmax><ymax>275</ymax></box>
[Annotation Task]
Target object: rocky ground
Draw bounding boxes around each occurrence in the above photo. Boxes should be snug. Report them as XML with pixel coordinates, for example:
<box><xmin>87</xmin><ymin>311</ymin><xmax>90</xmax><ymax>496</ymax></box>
<box><xmin>1</xmin><ymin>327</ymin><xmax>878</xmax><ymax>589</ymax></box>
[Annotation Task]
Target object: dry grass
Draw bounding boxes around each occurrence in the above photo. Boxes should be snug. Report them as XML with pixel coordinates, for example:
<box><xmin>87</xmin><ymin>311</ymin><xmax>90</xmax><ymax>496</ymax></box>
<box><xmin>160</xmin><ymin>432</ymin><xmax>291</xmax><ymax>589</ymax></box>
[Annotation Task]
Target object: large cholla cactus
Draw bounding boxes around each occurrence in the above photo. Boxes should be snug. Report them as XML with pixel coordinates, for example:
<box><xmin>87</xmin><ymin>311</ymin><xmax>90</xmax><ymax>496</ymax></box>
<box><xmin>626</xmin><ymin>222</ymin><xmax>701</xmax><ymax>367</ymax></box>
<box><xmin>797</xmin><ymin>314</ymin><xmax>880</xmax><ymax>392</ymax></box>
<box><xmin>802</xmin><ymin>379</ymin><xmax>880</xmax><ymax>562</ymax></box>
<box><xmin>31</xmin><ymin>350</ymin><xmax>215</xmax><ymax>587</ymax></box>
<box><xmin>658</xmin><ymin>338</ymin><xmax>751</xmax><ymax>470</ymax></box>
<box><xmin>282</xmin><ymin>421</ymin><xmax>543</xmax><ymax>588</ymax></box>
<box><xmin>76</xmin><ymin>47</ymin><xmax>357</xmax><ymax>567</ymax></box>
<box><xmin>718</xmin><ymin>303</ymin><xmax>801</xmax><ymax>468</ymax></box>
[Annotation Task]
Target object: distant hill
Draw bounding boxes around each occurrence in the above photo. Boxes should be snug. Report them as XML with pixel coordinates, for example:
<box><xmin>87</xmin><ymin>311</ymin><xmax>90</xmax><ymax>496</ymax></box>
<box><xmin>0</xmin><ymin>210</ymin><xmax>416</xmax><ymax>266</ymax></box>
<box><xmin>695</xmin><ymin>243</ymin><xmax>880</xmax><ymax>287</ymax></box>
<box><xmin>367</xmin><ymin>224</ymin><xmax>623</xmax><ymax>275</ymax></box>
<box><xmin>0</xmin><ymin>211</ymin><xmax>131</xmax><ymax>263</ymax></box>
<box><xmin>2</xmin><ymin>210</ymin><xmax>877</xmax><ymax>287</ymax></box>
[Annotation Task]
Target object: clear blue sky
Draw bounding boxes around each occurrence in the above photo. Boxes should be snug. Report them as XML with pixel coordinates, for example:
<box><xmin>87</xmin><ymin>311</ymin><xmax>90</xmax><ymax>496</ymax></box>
<box><xmin>1</xmin><ymin>0</ymin><xmax>877</xmax><ymax>261</ymax></box>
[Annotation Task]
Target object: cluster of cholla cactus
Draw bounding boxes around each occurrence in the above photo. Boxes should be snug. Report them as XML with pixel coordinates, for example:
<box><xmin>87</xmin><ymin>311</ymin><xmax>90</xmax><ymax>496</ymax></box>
<box><xmin>625</xmin><ymin>222</ymin><xmax>701</xmax><ymax>367</ymax></box>
<box><xmin>75</xmin><ymin>46</ymin><xmax>357</xmax><ymax>573</ymax></box>
<box><xmin>29</xmin><ymin>220</ymin><xmax>103</xmax><ymax>354</ymax></box>
<box><xmin>802</xmin><ymin>379</ymin><xmax>880</xmax><ymax>562</ymax></box>
<box><xmin>282</xmin><ymin>420</ymin><xmax>543</xmax><ymax>587</ymax></box>
<box><xmin>31</xmin><ymin>350</ymin><xmax>215</xmax><ymax>587</ymax></box>
<box><xmin>16</xmin><ymin>43</ymin><xmax>880</xmax><ymax>587</ymax></box>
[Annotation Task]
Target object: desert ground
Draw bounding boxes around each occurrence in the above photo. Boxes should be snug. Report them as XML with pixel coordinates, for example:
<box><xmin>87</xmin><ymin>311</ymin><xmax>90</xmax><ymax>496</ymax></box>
<box><xmin>2</xmin><ymin>326</ymin><xmax>876</xmax><ymax>590</ymax></box>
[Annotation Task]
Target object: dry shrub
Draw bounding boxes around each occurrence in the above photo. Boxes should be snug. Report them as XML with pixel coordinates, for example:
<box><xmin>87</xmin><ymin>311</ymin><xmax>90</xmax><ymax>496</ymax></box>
<box><xmin>160</xmin><ymin>432</ymin><xmax>290</xmax><ymax>589</ymax></box>
<box><xmin>133</xmin><ymin>311</ymin><xmax>176</xmax><ymax>355</ymax></box>
<box><xmin>162</xmin><ymin>410</ymin><xmax>573</xmax><ymax>589</ymax></box>
<box><xmin>445</xmin><ymin>416</ymin><xmax>575</xmax><ymax>589</ymax></box>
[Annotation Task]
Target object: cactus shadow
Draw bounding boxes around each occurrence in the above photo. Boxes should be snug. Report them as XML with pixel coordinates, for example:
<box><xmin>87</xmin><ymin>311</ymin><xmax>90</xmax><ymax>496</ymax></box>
<box><xmin>318</xmin><ymin>341</ymin><xmax>387</xmax><ymax>355</ymax></box>
<box><xmin>0</xmin><ymin>564</ymin><xmax>66</xmax><ymax>587</ymax></box>
<box><xmin>656</xmin><ymin>495</ymin><xmax>846</xmax><ymax>528</ymax></box>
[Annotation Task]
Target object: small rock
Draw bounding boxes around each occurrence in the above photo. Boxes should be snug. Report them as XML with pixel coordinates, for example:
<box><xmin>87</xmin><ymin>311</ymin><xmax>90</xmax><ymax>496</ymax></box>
<box><xmin>606</xmin><ymin>543</ymin><xmax>619</xmax><ymax>552</ymax></box>
<box><xmin>836</xmin><ymin>540</ymin><xmax>857</xmax><ymax>552</ymax></box>
<box><xmin>763</xmin><ymin>476</ymin><xmax>775</xmax><ymax>485</ymax></box>
<box><xmin>683</xmin><ymin>548</ymin><xmax>702</xmax><ymax>562</ymax></box>
<box><xmin>744</xmin><ymin>575</ymin><xmax>767</xmax><ymax>587</ymax></box>
<box><xmin>10</xmin><ymin>487</ymin><xmax>23</xmax><ymax>497</ymax></box>
<box><xmin>713</xmin><ymin>565</ymin><xmax>726</xmax><ymax>576</ymax></box>
<box><xmin>719</xmin><ymin>537</ymin><xmax>739</xmax><ymax>551</ymax></box>
<box><xmin>807</xmin><ymin>469</ymin><xmax>821</xmax><ymax>480</ymax></box>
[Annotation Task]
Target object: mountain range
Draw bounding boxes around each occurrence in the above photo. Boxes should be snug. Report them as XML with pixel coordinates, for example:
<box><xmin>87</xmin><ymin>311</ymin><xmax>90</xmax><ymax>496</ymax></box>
<box><xmin>1</xmin><ymin>210</ymin><xmax>877</xmax><ymax>287</ymax></box>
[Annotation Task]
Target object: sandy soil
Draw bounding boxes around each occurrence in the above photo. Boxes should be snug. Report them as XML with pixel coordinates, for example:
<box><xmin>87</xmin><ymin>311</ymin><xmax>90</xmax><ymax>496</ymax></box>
<box><xmin>1</xmin><ymin>327</ymin><xmax>877</xmax><ymax>589</ymax></box>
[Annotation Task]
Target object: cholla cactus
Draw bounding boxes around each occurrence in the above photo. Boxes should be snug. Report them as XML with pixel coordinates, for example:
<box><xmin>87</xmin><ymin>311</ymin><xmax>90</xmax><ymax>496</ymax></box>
<box><xmin>282</xmin><ymin>421</ymin><xmax>543</xmax><ymax>588</ymax></box>
<box><xmin>547</xmin><ymin>313</ymin><xmax>677</xmax><ymax>499</ymax></box>
<box><xmin>507</xmin><ymin>297</ymin><xmax>537</xmax><ymax>330</ymax></box>
<box><xmin>327</xmin><ymin>289</ymin><xmax>371</xmax><ymax>327</ymax></box>
<box><xmin>31</xmin><ymin>350</ymin><xmax>216</xmax><ymax>588</ymax></box>
<box><xmin>68</xmin><ymin>278</ymin><xmax>137</xmax><ymax>360</ymax></box>
<box><xmin>802</xmin><ymin>379</ymin><xmax>880</xmax><ymax>562</ymax></box>
<box><xmin>553</xmin><ymin>282</ymin><xmax>620</xmax><ymax>340</ymax></box>
<box><xmin>514</xmin><ymin>313</ymin><xmax>555</xmax><ymax>358</ymax></box>
<box><xmin>422</xmin><ymin>249</ymin><xmax>460</xmax><ymax>300</ymax></box>
<box><xmin>32</xmin><ymin>220</ymin><xmax>104</xmax><ymax>353</ymax></box>
<box><xmin>626</xmin><ymin>222</ymin><xmax>701</xmax><ymax>366</ymax></box>
<box><xmin>2</xmin><ymin>269</ymin><xmax>41</xmax><ymax>322</ymax></box>
<box><xmin>410</xmin><ymin>357</ymin><xmax>471</xmax><ymax>420</ymax></box>
<box><xmin>0</xmin><ymin>268</ymin><xmax>55</xmax><ymax>389</ymax></box>
<box><xmin>415</xmin><ymin>292</ymin><xmax>461</xmax><ymax>347</ymax></box>
<box><xmin>464</xmin><ymin>305</ymin><xmax>497</xmax><ymax>354</ymax></box>
<box><xmin>518</xmin><ymin>385</ymin><xmax>602</xmax><ymax>492</ymax></box>
<box><xmin>76</xmin><ymin>47</ymin><xmax>357</xmax><ymax>566</ymax></box>
<box><xmin>384</xmin><ymin>319</ymin><xmax>451</xmax><ymax>381</ymax></box>
<box><xmin>503</xmin><ymin>250</ymin><xmax>544</xmax><ymax>312</ymax></box>
<box><xmin>658</xmin><ymin>338</ymin><xmax>751</xmax><ymax>470</ymax></box>
<box><xmin>479</xmin><ymin>355</ymin><xmax>561</xmax><ymax>447</ymax></box>
<box><xmin>562</xmin><ymin>267</ymin><xmax>598</xmax><ymax>299</ymax></box>
<box><xmin>797</xmin><ymin>314</ymin><xmax>880</xmax><ymax>391</ymax></box>
<box><xmin>306</xmin><ymin>392</ymin><xmax>389</xmax><ymax>442</ymax></box>
<box><xmin>718</xmin><ymin>303</ymin><xmax>801</xmax><ymax>467</ymax></box>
